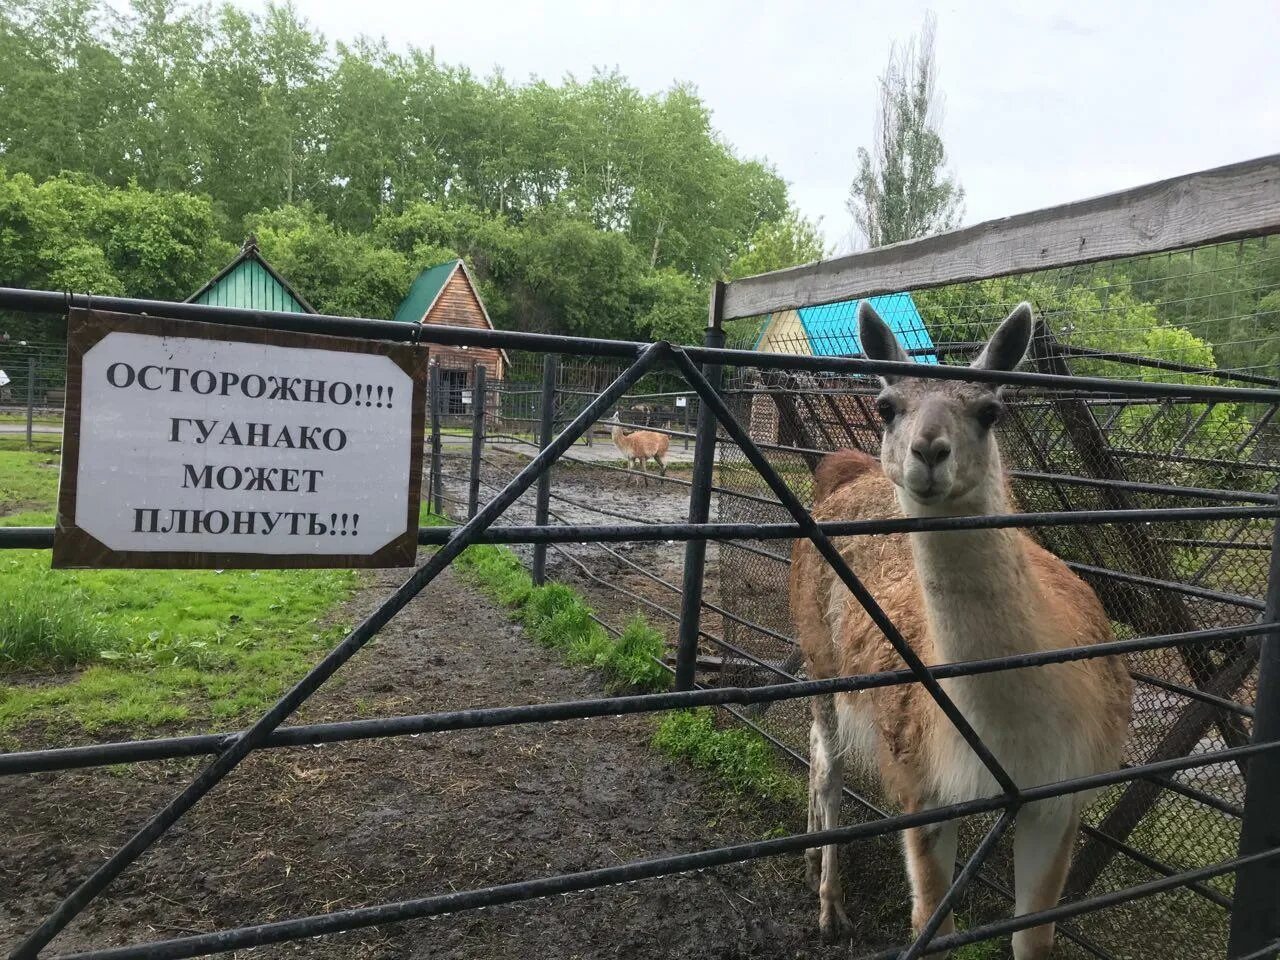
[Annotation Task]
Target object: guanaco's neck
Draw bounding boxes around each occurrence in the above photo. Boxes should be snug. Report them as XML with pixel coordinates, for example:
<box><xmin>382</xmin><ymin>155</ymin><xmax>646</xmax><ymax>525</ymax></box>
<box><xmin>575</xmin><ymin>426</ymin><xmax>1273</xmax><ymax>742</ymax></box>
<box><xmin>611</xmin><ymin>423</ymin><xmax>626</xmax><ymax>444</ymax></box>
<box><xmin>896</xmin><ymin>464</ymin><xmax>1039</xmax><ymax>661</ymax></box>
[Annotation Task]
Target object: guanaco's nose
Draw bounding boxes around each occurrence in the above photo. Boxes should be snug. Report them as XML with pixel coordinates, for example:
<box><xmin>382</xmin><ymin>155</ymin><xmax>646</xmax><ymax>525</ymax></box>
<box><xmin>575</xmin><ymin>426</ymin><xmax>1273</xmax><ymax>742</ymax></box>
<box><xmin>910</xmin><ymin>435</ymin><xmax>951</xmax><ymax>468</ymax></box>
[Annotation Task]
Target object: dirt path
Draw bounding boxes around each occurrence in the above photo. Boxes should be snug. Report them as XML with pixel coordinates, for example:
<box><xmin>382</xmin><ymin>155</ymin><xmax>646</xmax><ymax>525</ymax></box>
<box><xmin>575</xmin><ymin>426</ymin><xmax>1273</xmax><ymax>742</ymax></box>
<box><xmin>1</xmin><ymin>563</ymin><xmax>887</xmax><ymax>959</ymax></box>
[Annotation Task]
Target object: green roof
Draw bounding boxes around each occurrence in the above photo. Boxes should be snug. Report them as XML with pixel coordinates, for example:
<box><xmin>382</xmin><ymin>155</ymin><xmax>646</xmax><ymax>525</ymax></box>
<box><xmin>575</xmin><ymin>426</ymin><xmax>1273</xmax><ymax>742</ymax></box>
<box><xmin>392</xmin><ymin>260</ymin><xmax>461</xmax><ymax>324</ymax></box>
<box><xmin>186</xmin><ymin>240</ymin><xmax>316</xmax><ymax>313</ymax></box>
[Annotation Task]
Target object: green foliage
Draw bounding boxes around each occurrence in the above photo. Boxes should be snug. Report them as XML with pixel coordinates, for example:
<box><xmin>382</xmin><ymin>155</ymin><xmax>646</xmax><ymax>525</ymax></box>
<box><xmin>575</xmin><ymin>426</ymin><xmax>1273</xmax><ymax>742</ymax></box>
<box><xmin>728</xmin><ymin>206</ymin><xmax>828</xmax><ymax>280</ymax></box>
<box><xmin>0</xmin><ymin>444</ymin><xmax>357</xmax><ymax>730</ymax></box>
<box><xmin>0</xmin><ymin>167</ymin><xmax>232</xmax><ymax>315</ymax></box>
<box><xmin>652</xmin><ymin>708</ymin><xmax>804</xmax><ymax>807</ymax></box>
<box><xmin>0</xmin><ymin>2</ymin><xmax>796</xmax><ymax>343</ymax></box>
<box><xmin>848</xmin><ymin>13</ymin><xmax>963</xmax><ymax>247</ymax></box>
<box><xmin>445</xmin><ymin>530</ymin><xmax>670</xmax><ymax>692</ymax></box>
<box><xmin>247</xmin><ymin>204</ymin><xmax>415</xmax><ymax>320</ymax></box>
<box><xmin>0</xmin><ymin>578</ymin><xmax>108</xmax><ymax>669</ymax></box>
<box><xmin>0</xmin><ymin>444</ymin><xmax>60</xmax><ymax>506</ymax></box>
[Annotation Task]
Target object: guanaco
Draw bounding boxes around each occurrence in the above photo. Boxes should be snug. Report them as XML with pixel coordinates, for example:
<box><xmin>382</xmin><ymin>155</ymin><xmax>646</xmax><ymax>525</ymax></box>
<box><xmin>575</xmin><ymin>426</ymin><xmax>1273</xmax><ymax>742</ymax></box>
<box><xmin>790</xmin><ymin>302</ymin><xmax>1132</xmax><ymax>958</ymax></box>
<box><xmin>610</xmin><ymin>410</ymin><xmax>669</xmax><ymax>485</ymax></box>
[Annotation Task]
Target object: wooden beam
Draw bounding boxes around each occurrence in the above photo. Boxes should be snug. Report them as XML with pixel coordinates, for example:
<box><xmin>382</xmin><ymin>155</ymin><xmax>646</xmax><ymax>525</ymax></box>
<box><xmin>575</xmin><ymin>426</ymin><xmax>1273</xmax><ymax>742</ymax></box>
<box><xmin>722</xmin><ymin>154</ymin><xmax>1280</xmax><ymax>320</ymax></box>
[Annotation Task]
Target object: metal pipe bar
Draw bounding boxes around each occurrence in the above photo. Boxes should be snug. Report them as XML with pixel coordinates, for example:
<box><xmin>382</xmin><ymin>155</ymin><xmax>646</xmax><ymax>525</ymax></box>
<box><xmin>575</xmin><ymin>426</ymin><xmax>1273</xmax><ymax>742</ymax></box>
<box><xmin>1131</xmin><ymin>768</ymin><xmax>1242</xmax><ymax>819</ymax></box>
<box><xmin>9</xmin><ymin>506</ymin><xmax>1278</xmax><ymax>553</ymax></box>
<box><xmin>1153</xmin><ymin>537</ymin><xmax>1273</xmax><ymax>551</ymax></box>
<box><xmin>1131</xmin><ymin>670</ymin><xmax>1256</xmax><ymax>718</ymax></box>
<box><xmin>1232</xmin><ymin>934</ymin><xmax>1280</xmax><ymax>960</ymax></box>
<box><xmin>696</xmin><ymin>633</ymin><xmax>796</xmax><ymax>682</ymax></box>
<box><xmin>491</xmin><ymin>432</ymin><xmax>795</xmax><ymax>509</ymax></box>
<box><xmin>8</xmin><ymin>341</ymin><xmax>672</xmax><ymax>960</ymax></box>
<box><xmin>1067</xmin><ymin>560</ymin><xmax>1265</xmax><ymax>611</ymax></box>
<box><xmin>468</xmin><ymin>364</ymin><xmax>487</xmax><ymax>518</ymax></box>
<box><xmin>1190</xmin><ymin>517</ymin><xmax>1265</xmax><ymax>588</ymax></box>
<box><xmin>44</xmin><ymin>744</ymin><xmax>1280</xmax><ymax>960</ymax></box>
<box><xmin>1109</xmin><ymin>445</ymin><xmax>1278</xmax><ymax>475</ymax></box>
<box><xmin>5</xmin><ymin>286</ymin><xmax>1278</xmax><ymax>403</ymax></box>
<box><xmin>709</xmin><ymin>708</ymin><xmax>1131</xmax><ymax>960</ymax></box>
<box><xmin>429</xmin><ymin>363</ymin><xmax>443</xmax><ymax>515</ymax></box>
<box><xmin>670</xmin><ymin>346</ymin><xmax>1019</xmax><ymax>797</ymax></box>
<box><xmin>901</xmin><ymin>811</ymin><xmax>1018</xmax><ymax>960</ymax></box>
<box><xmin>532</xmin><ymin>355</ymin><xmax>558</xmax><ymax>585</ymax></box>
<box><xmin>1229</xmin><ymin>517</ymin><xmax>1280</xmax><ymax>956</ymax></box>
<box><xmin>3</xmin><ymin>623</ymin><xmax>1269</xmax><ymax>778</ymax></box>
<box><xmin>859</xmin><ymin>847</ymin><xmax>1280</xmax><ymax>960</ymax></box>
<box><xmin>469</xmin><ymin>461</ymin><xmax>797</xmax><ymax>673</ymax></box>
<box><xmin>1236</xmin><ymin>403</ymin><xmax>1279</xmax><ymax>455</ymax></box>
<box><xmin>588</xmin><ymin>531</ymin><xmax>799</xmax><ymax>649</ymax></box>
<box><xmin>1049</xmin><ymin>342</ymin><xmax>1280</xmax><ymax>388</ymax></box>
<box><xmin>1078</xmin><ymin>823</ymin><xmax>1233</xmax><ymax>910</ymax></box>
<box><xmin>677</xmin><ymin>298</ymin><xmax>724</xmax><ymax>690</ymax></box>
<box><xmin>1008</xmin><ymin>469</ymin><xmax>1280</xmax><ymax>506</ymax></box>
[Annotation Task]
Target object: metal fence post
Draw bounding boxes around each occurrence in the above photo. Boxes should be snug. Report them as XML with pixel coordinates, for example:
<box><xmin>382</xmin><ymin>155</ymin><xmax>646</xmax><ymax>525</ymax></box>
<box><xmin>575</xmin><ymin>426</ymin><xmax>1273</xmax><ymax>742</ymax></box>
<box><xmin>674</xmin><ymin>281</ymin><xmax>726</xmax><ymax>691</ymax></box>
<box><xmin>26</xmin><ymin>355</ymin><xmax>35</xmax><ymax>448</ymax></box>
<box><xmin>468</xmin><ymin>364</ymin><xmax>487</xmax><ymax>519</ymax></box>
<box><xmin>531</xmin><ymin>354</ymin><xmax>558</xmax><ymax>585</ymax></box>
<box><xmin>429</xmin><ymin>362</ymin><xmax>443</xmax><ymax>516</ymax></box>
<box><xmin>1228</xmin><ymin>516</ymin><xmax>1280</xmax><ymax>959</ymax></box>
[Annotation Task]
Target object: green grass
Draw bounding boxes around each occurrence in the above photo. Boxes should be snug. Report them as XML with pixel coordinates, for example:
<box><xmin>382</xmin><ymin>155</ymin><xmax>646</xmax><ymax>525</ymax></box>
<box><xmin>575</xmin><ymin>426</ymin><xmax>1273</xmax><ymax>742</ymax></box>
<box><xmin>652</xmin><ymin>707</ymin><xmax>805</xmax><ymax>807</ymax></box>
<box><xmin>0</xmin><ymin>443</ymin><xmax>61</xmax><ymax>507</ymax></box>
<box><xmin>0</xmin><ymin>434</ymin><xmax>62</xmax><ymax>454</ymax></box>
<box><xmin>436</xmin><ymin>516</ymin><xmax>670</xmax><ymax>693</ymax></box>
<box><xmin>0</xmin><ymin>445</ymin><xmax>359</xmax><ymax>734</ymax></box>
<box><xmin>0</xmin><ymin>413</ymin><xmax>61</xmax><ymax>425</ymax></box>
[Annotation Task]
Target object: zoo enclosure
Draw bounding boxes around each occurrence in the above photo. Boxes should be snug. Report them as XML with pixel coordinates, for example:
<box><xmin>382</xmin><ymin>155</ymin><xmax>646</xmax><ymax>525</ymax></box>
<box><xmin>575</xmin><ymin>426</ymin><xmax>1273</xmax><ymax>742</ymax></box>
<box><xmin>1</xmin><ymin>154</ymin><xmax>1279</xmax><ymax>960</ymax></box>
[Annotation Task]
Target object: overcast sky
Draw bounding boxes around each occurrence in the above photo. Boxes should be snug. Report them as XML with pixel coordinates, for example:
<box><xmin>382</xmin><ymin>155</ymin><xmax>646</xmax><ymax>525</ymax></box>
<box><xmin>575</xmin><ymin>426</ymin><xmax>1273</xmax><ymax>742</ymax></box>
<box><xmin>243</xmin><ymin>0</ymin><xmax>1279</xmax><ymax>252</ymax></box>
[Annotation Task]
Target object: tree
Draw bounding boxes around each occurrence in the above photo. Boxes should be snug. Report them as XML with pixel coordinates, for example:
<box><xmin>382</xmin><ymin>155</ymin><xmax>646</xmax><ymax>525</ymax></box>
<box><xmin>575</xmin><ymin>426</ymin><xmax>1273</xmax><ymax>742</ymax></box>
<box><xmin>728</xmin><ymin>207</ymin><xmax>826</xmax><ymax>280</ymax></box>
<box><xmin>847</xmin><ymin>12</ymin><xmax>963</xmax><ymax>248</ymax></box>
<box><xmin>0</xmin><ymin>168</ymin><xmax>232</xmax><ymax>339</ymax></box>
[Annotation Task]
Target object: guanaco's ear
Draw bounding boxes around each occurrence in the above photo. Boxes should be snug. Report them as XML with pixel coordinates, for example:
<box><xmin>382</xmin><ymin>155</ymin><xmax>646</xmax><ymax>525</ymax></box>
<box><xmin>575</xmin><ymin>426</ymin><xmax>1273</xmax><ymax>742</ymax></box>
<box><xmin>971</xmin><ymin>302</ymin><xmax>1034</xmax><ymax>386</ymax></box>
<box><xmin>858</xmin><ymin>300</ymin><xmax>910</xmax><ymax>385</ymax></box>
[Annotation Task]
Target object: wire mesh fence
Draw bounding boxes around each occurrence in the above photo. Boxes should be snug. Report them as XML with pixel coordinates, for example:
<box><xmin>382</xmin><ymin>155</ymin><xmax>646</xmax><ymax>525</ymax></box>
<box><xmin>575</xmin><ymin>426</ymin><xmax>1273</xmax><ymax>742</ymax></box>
<box><xmin>703</xmin><ymin>233</ymin><xmax>1280</xmax><ymax>960</ymax></box>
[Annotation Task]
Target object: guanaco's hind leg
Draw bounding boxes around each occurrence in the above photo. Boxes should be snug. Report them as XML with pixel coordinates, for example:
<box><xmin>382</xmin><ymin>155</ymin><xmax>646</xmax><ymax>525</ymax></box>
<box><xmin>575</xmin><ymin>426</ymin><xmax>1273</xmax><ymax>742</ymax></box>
<box><xmin>903</xmin><ymin>817</ymin><xmax>960</xmax><ymax>952</ymax></box>
<box><xmin>1012</xmin><ymin>801</ymin><xmax>1079</xmax><ymax>960</ymax></box>
<box><xmin>808</xmin><ymin>695</ymin><xmax>851</xmax><ymax>942</ymax></box>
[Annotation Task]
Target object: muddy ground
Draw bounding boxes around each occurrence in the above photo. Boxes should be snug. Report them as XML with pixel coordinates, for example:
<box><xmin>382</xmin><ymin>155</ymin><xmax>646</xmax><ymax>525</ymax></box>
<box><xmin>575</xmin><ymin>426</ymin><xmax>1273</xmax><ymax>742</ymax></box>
<box><xmin>2</xmin><ymin>554</ymin><xmax>915</xmax><ymax>958</ymax></box>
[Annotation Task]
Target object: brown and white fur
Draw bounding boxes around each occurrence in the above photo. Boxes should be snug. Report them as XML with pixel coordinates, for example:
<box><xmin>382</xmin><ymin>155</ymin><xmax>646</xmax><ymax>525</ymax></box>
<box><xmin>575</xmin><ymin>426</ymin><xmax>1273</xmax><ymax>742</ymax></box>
<box><xmin>790</xmin><ymin>302</ymin><xmax>1132</xmax><ymax>957</ymax></box>
<box><xmin>610</xmin><ymin>410</ymin><xmax>669</xmax><ymax>485</ymax></box>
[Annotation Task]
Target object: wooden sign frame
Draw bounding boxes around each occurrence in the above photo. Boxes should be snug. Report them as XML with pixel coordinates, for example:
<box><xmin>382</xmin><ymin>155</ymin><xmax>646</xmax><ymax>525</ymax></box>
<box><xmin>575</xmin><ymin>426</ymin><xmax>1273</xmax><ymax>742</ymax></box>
<box><xmin>53</xmin><ymin>309</ymin><xmax>427</xmax><ymax>569</ymax></box>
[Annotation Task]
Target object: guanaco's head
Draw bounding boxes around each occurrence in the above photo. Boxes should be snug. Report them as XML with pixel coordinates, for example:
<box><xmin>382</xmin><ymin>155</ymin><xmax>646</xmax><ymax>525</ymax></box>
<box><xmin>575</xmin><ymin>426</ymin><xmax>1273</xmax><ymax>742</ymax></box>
<box><xmin>859</xmin><ymin>300</ymin><xmax>1033</xmax><ymax>513</ymax></box>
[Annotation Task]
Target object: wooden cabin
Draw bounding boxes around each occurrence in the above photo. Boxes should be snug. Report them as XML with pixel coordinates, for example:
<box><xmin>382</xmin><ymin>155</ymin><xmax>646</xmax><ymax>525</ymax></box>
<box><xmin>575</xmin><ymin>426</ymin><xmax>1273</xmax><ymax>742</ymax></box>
<box><xmin>393</xmin><ymin>260</ymin><xmax>506</xmax><ymax>411</ymax></box>
<box><xmin>185</xmin><ymin>236</ymin><xmax>317</xmax><ymax>314</ymax></box>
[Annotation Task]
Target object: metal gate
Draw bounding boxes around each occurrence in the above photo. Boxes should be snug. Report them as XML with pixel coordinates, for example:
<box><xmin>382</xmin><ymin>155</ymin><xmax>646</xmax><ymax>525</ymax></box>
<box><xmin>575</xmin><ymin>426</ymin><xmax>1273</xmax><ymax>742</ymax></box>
<box><xmin>2</xmin><ymin>154</ymin><xmax>1280</xmax><ymax>960</ymax></box>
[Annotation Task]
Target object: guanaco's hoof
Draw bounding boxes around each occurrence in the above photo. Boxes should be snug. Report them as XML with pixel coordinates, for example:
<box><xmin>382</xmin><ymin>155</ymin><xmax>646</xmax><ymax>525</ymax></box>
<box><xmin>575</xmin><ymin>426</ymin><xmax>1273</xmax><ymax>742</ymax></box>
<box><xmin>819</xmin><ymin>907</ymin><xmax>853</xmax><ymax>944</ymax></box>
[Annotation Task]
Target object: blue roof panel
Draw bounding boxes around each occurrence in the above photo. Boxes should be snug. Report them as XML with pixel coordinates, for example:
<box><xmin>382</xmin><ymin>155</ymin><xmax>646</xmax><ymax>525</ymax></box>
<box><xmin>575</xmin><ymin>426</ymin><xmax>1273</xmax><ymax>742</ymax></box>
<box><xmin>796</xmin><ymin>292</ymin><xmax>937</xmax><ymax>363</ymax></box>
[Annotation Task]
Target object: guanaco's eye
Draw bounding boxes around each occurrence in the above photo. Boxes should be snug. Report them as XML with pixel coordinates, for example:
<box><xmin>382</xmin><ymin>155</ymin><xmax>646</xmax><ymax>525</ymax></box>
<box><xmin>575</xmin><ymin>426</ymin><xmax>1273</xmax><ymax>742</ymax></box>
<box><xmin>975</xmin><ymin>401</ymin><xmax>1002</xmax><ymax>430</ymax></box>
<box><xmin>876</xmin><ymin>398</ymin><xmax>896</xmax><ymax>425</ymax></box>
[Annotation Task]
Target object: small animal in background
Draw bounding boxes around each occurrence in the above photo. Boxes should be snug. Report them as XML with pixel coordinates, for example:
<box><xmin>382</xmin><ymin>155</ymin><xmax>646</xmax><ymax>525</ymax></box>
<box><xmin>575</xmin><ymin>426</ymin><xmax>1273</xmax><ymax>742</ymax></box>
<box><xmin>790</xmin><ymin>301</ymin><xmax>1132</xmax><ymax>957</ymax></box>
<box><xmin>610</xmin><ymin>410</ymin><xmax>669</xmax><ymax>485</ymax></box>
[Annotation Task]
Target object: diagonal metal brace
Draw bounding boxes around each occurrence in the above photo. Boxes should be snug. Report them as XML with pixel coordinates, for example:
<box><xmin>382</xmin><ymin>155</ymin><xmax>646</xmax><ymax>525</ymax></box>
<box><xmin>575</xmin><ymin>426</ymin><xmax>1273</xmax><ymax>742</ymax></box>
<box><xmin>900</xmin><ymin>809</ymin><xmax>1018</xmax><ymax>960</ymax></box>
<box><xmin>10</xmin><ymin>341</ymin><xmax>673</xmax><ymax>960</ymax></box>
<box><xmin>670</xmin><ymin>346</ymin><xmax>1020</xmax><ymax>798</ymax></box>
